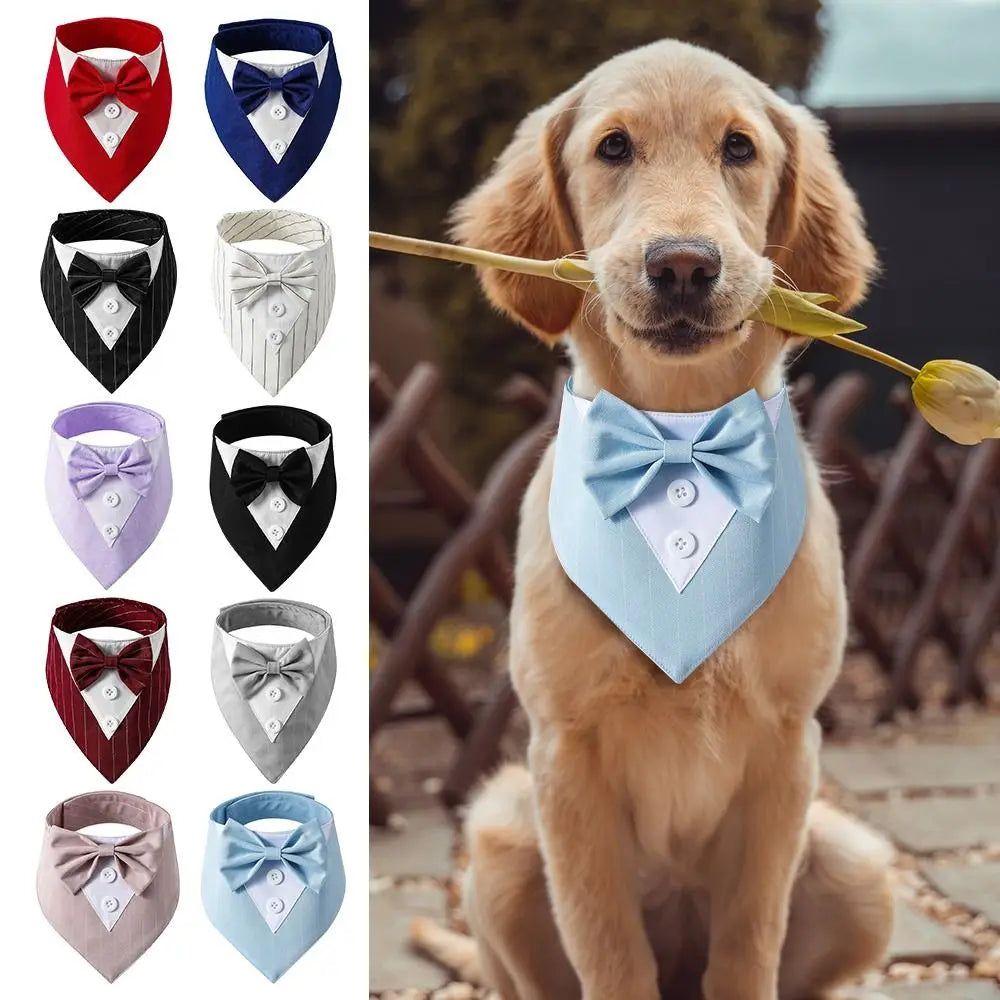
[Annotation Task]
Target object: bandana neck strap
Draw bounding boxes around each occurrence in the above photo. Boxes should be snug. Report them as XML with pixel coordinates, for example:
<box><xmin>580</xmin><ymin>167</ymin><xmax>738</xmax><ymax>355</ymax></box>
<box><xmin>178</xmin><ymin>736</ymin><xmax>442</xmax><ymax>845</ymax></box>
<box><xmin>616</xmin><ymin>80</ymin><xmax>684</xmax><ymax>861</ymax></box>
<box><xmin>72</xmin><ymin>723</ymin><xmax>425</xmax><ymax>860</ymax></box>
<box><xmin>205</xmin><ymin>18</ymin><xmax>340</xmax><ymax>201</ymax></box>
<box><xmin>212</xmin><ymin>599</ymin><xmax>337</xmax><ymax>782</ymax></box>
<box><xmin>45</xmin><ymin>19</ymin><xmax>171</xmax><ymax>202</ymax></box>
<box><xmin>52</xmin><ymin>401</ymin><xmax>166</xmax><ymax>442</ymax></box>
<box><xmin>47</xmin><ymin>599</ymin><xmax>170</xmax><ymax>783</ymax></box>
<box><xmin>46</xmin><ymin>790</ymin><xmax>169</xmax><ymax>833</ymax></box>
<box><xmin>203</xmin><ymin>791</ymin><xmax>345</xmax><ymax>982</ymax></box>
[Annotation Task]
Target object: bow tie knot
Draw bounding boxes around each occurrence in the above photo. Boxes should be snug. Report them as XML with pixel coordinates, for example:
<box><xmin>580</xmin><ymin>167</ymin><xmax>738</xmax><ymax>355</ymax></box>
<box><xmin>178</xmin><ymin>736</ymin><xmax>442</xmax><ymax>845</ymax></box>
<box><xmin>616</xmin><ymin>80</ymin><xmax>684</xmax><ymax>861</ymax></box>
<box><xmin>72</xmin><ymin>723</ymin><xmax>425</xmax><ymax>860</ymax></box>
<box><xmin>219</xmin><ymin>818</ymin><xmax>327</xmax><ymax>894</ymax></box>
<box><xmin>227</xmin><ymin>251</ymin><xmax>318</xmax><ymax>310</ymax></box>
<box><xmin>67</xmin><ymin>56</ymin><xmax>154</xmax><ymax>117</ymax></box>
<box><xmin>68</xmin><ymin>250</ymin><xmax>152</xmax><ymax>308</ymax></box>
<box><xmin>67</xmin><ymin>441</ymin><xmax>154</xmax><ymax>500</ymax></box>
<box><xmin>70</xmin><ymin>634</ymin><xmax>155</xmax><ymax>695</ymax></box>
<box><xmin>230</xmin><ymin>447</ymin><xmax>314</xmax><ymax>507</ymax></box>
<box><xmin>232</xmin><ymin>60</ymin><xmax>319</xmax><ymax>118</ymax></box>
<box><xmin>230</xmin><ymin>639</ymin><xmax>316</xmax><ymax>700</ymax></box>
<box><xmin>582</xmin><ymin>388</ymin><xmax>779</xmax><ymax>524</ymax></box>
<box><xmin>52</xmin><ymin>826</ymin><xmax>165</xmax><ymax>895</ymax></box>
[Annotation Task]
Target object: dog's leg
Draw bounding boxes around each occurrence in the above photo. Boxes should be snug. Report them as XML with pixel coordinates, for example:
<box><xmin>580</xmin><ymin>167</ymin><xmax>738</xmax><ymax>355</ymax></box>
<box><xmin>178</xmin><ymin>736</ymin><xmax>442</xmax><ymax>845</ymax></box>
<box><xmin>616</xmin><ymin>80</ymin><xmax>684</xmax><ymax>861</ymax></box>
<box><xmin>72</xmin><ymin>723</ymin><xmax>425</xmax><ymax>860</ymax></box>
<box><xmin>531</xmin><ymin>731</ymin><xmax>661</xmax><ymax>1000</ymax></box>
<box><xmin>778</xmin><ymin>802</ymin><xmax>894</xmax><ymax>999</ymax></box>
<box><xmin>701</xmin><ymin>721</ymin><xmax>820</xmax><ymax>1000</ymax></box>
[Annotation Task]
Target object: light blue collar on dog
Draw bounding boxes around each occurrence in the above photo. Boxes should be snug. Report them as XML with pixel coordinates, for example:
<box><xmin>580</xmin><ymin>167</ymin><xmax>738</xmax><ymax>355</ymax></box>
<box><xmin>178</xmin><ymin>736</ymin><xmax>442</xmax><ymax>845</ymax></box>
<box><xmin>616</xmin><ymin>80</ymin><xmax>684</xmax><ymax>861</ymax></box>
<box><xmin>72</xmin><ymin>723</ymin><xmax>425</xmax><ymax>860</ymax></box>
<box><xmin>549</xmin><ymin>379</ymin><xmax>807</xmax><ymax>682</ymax></box>
<box><xmin>202</xmin><ymin>791</ymin><xmax>345</xmax><ymax>981</ymax></box>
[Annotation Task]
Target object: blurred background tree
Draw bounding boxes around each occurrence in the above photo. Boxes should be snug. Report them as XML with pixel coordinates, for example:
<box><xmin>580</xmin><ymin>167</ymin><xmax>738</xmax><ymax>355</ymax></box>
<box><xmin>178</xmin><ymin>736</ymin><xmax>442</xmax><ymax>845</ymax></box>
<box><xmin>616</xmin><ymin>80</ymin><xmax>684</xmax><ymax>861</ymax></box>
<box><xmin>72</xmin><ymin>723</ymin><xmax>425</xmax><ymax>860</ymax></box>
<box><xmin>371</xmin><ymin>0</ymin><xmax>824</xmax><ymax>474</ymax></box>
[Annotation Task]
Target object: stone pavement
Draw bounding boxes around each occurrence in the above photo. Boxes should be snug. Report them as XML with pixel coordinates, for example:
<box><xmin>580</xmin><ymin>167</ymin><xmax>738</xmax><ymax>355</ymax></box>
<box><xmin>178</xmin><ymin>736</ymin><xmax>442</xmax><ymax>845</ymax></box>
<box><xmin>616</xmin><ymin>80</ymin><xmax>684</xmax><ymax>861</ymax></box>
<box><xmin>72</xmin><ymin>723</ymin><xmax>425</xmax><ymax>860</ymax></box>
<box><xmin>370</xmin><ymin>714</ymin><xmax>1000</xmax><ymax>998</ymax></box>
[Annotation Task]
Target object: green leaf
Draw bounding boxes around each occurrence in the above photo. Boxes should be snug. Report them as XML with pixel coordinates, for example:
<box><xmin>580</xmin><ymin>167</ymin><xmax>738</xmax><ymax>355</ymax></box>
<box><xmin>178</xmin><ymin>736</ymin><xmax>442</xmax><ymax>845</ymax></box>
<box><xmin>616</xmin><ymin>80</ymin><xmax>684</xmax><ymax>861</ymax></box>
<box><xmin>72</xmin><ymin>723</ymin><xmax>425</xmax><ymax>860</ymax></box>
<box><xmin>750</xmin><ymin>287</ymin><xmax>866</xmax><ymax>338</ymax></box>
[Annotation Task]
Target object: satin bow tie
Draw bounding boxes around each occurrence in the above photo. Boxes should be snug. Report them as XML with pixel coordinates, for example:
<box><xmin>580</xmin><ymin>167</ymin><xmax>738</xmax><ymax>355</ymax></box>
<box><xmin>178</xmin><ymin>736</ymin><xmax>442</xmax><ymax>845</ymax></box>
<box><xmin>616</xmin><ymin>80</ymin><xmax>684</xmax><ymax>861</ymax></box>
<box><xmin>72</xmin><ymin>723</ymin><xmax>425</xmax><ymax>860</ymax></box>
<box><xmin>582</xmin><ymin>388</ymin><xmax>778</xmax><ymax>523</ymax></box>
<box><xmin>231</xmin><ymin>640</ymin><xmax>316</xmax><ymax>699</ymax></box>
<box><xmin>70</xmin><ymin>634</ymin><xmax>154</xmax><ymax>694</ymax></box>
<box><xmin>219</xmin><ymin>818</ymin><xmax>327</xmax><ymax>893</ymax></box>
<box><xmin>232</xmin><ymin>60</ymin><xmax>318</xmax><ymax>118</ymax></box>
<box><xmin>51</xmin><ymin>826</ymin><xmax>164</xmax><ymax>895</ymax></box>
<box><xmin>228</xmin><ymin>252</ymin><xmax>317</xmax><ymax>309</ymax></box>
<box><xmin>66</xmin><ymin>56</ymin><xmax>154</xmax><ymax>117</ymax></box>
<box><xmin>67</xmin><ymin>441</ymin><xmax>154</xmax><ymax>500</ymax></box>
<box><xmin>231</xmin><ymin>448</ymin><xmax>313</xmax><ymax>507</ymax></box>
<box><xmin>68</xmin><ymin>251</ymin><xmax>152</xmax><ymax>307</ymax></box>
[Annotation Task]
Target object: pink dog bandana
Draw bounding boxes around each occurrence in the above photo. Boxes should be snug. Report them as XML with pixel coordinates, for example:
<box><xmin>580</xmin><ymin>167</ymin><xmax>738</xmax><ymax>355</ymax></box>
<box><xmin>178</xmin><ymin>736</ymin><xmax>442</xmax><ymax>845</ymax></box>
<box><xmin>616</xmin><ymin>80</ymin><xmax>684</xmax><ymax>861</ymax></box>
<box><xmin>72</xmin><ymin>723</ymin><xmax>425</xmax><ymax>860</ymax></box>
<box><xmin>37</xmin><ymin>791</ymin><xmax>179</xmax><ymax>981</ymax></box>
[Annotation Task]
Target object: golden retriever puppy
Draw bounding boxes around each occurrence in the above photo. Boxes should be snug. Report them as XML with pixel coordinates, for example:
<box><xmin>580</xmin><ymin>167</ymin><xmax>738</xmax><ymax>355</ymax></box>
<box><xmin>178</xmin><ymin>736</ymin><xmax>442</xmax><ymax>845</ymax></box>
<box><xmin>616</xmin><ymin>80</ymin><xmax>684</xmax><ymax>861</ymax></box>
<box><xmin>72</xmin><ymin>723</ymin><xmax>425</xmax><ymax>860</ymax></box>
<box><xmin>412</xmin><ymin>39</ymin><xmax>893</xmax><ymax>1000</ymax></box>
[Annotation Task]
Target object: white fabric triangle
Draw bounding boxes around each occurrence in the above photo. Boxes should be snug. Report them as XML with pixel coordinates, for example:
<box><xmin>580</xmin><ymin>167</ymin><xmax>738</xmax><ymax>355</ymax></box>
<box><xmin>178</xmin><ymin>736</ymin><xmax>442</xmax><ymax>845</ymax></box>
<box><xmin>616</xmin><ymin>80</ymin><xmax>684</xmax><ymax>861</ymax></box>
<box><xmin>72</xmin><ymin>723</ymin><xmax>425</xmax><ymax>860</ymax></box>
<box><xmin>54</xmin><ymin>627</ymin><xmax>165</xmax><ymax>740</ymax></box>
<box><xmin>215</xmin><ymin>45</ymin><xmax>329</xmax><ymax>163</ymax></box>
<box><xmin>80</xmin><ymin>843</ymin><xmax>135</xmax><ymax>931</ymax></box>
<box><xmin>56</xmin><ymin>45</ymin><xmax>163</xmax><ymax>160</ymax></box>
<box><xmin>54</xmin><ymin>433</ymin><xmax>165</xmax><ymax>548</ymax></box>
<box><xmin>569</xmin><ymin>390</ymin><xmax>786</xmax><ymax>593</ymax></box>
<box><xmin>214</xmin><ymin>437</ymin><xmax>330</xmax><ymax>549</ymax></box>
<box><xmin>51</xmin><ymin>237</ymin><xmax>164</xmax><ymax>349</ymax></box>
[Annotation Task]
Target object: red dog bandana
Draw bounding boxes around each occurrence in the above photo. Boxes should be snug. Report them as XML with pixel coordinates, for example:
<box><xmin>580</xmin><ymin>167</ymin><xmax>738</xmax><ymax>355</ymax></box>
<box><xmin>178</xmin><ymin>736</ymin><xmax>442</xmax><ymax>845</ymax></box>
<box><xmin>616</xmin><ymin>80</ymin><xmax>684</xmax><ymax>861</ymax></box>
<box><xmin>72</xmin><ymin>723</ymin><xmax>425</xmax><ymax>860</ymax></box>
<box><xmin>47</xmin><ymin>598</ymin><xmax>170</xmax><ymax>783</ymax></box>
<box><xmin>45</xmin><ymin>18</ymin><xmax>171</xmax><ymax>201</ymax></box>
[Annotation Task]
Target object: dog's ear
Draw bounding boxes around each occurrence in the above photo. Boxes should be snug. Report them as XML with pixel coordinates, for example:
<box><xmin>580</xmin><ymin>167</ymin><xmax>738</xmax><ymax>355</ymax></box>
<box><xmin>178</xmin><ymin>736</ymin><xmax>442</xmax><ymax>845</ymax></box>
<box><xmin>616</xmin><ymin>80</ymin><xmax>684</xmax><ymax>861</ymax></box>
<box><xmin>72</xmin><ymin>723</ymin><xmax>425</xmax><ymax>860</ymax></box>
<box><xmin>450</xmin><ymin>93</ymin><xmax>583</xmax><ymax>340</ymax></box>
<box><xmin>766</xmin><ymin>101</ymin><xmax>878</xmax><ymax>312</ymax></box>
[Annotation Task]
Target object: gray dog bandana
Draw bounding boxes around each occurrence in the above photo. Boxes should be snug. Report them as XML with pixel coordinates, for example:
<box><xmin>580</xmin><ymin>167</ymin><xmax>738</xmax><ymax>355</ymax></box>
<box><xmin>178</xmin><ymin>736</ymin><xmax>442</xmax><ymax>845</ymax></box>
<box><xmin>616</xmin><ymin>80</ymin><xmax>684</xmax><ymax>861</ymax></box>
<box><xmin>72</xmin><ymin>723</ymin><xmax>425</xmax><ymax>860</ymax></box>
<box><xmin>211</xmin><ymin>599</ymin><xmax>336</xmax><ymax>782</ymax></box>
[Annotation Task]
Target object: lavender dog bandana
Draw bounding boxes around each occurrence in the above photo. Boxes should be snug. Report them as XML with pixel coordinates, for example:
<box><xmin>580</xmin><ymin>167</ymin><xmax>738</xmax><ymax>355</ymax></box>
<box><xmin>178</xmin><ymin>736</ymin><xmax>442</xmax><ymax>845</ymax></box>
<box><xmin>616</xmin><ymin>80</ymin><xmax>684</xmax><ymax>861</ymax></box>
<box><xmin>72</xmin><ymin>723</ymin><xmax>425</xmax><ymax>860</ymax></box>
<box><xmin>212</xmin><ymin>599</ymin><xmax>337</xmax><ymax>782</ymax></box>
<box><xmin>37</xmin><ymin>791</ymin><xmax>179</xmax><ymax>981</ymax></box>
<box><xmin>46</xmin><ymin>402</ymin><xmax>171</xmax><ymax>588</ymax></box>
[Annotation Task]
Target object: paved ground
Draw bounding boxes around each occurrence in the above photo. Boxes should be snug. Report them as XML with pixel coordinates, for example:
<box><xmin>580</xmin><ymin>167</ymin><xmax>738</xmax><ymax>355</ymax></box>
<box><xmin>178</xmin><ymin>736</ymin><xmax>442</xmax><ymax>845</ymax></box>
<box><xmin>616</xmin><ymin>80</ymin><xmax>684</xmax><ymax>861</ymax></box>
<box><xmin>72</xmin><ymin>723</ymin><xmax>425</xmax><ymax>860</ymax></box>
<box><xmin>370</xmin><ymin>710</ymin><xmax>1000</xmax><ymax>998</ymax></box>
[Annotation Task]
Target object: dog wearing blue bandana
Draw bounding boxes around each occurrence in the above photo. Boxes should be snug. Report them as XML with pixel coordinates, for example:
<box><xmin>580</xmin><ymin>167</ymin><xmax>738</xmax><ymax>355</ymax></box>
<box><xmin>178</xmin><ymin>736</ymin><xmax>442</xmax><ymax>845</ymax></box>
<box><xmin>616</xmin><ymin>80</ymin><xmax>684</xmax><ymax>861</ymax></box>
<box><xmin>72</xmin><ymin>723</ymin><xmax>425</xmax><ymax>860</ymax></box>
<box><xmin>412</xmin><ymin>41</ymin><xmax>894</xmax><ymax>1000</ymax></box>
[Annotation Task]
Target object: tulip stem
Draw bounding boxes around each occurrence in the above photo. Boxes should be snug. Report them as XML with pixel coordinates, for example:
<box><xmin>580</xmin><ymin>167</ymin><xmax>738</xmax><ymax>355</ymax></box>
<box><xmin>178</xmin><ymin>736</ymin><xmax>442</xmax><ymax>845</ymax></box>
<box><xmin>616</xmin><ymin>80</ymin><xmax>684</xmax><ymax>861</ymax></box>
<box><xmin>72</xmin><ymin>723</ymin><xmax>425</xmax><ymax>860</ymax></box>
<box><xmin>823</xmin><ymin>334</ymin><xmax>921</xmax><ymax>380</ymax></box>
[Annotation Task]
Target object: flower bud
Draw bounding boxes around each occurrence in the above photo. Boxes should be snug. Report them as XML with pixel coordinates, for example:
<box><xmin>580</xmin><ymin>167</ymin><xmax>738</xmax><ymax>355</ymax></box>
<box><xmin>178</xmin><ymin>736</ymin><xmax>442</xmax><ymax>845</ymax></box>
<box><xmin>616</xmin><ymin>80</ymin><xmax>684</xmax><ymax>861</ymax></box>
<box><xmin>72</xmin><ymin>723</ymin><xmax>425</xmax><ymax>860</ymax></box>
<box><xmin>912</xmin><ymin>360</ymin><xmax>1000</xmax><ymax>445</ymax></box>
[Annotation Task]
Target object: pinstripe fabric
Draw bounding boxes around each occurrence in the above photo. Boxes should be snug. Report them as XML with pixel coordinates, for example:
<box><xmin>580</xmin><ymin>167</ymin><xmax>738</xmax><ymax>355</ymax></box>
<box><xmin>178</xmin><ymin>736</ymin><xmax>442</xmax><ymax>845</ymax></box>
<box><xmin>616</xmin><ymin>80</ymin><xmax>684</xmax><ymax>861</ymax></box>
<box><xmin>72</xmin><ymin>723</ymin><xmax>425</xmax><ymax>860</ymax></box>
<box><xmin>41</xmin><ymin>210</ymin><xmax>177</xmax><ymax>392</ymax></box>
<box><xmin>202</xmin><ymin>792</ymin><xmax>345</xmax><ymax>981</ymax></box>
<box><xmin>211</xmin><ymin>600</ymin><xmax>337</xmax><ymax>782</ymax></box>
<box><xmin>549</xmin><ymin>383</ymin><xmax>808</xmax><ymax>682</ymax></box>
<box><xmin>213</xmin><ymin>210</ymin><xmax>334</xmax><ymax>395</ymax></box>
<box><xmin>38</xmin><ymin>792</ymin><xmax>178</xmax><ymax>982</ymax></box>
<box><xmin>47</xmin><ymin>599</ymin><xmax>170</xmax><ymax>782</ymax></box>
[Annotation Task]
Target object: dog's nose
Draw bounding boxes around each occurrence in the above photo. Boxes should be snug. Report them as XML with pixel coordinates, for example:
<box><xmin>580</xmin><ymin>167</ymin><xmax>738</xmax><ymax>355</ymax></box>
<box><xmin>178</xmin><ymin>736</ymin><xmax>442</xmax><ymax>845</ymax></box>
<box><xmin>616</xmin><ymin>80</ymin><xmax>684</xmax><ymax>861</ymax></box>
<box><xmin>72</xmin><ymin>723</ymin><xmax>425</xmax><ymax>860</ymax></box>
<box><xmin>644</xmin><ymin>238</ymin><xmax>721</xmax><ymax>304</ymax></box>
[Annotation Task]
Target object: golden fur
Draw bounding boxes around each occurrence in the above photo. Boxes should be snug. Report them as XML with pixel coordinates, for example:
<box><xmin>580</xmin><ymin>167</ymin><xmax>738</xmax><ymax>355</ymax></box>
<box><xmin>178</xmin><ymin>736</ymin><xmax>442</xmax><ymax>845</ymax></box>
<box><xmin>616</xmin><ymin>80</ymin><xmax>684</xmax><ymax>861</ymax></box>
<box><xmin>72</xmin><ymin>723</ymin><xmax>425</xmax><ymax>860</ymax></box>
<box><xmin>412</xmin><ymin>40</ymin><xmax>892</xmax><ymax>1000</ymax></box>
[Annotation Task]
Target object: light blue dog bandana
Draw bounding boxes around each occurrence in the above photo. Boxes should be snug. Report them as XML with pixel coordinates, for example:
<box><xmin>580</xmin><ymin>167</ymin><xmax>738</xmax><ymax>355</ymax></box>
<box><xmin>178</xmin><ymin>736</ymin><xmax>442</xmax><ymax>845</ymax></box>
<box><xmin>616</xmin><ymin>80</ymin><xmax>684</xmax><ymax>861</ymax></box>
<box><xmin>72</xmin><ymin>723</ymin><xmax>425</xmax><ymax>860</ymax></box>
<box><xmin>202</xmin><ymin>791</ymin><xmax>345</xmax><ymax>981</ymax></box>
<box><xmin>549</xmin><ymin>380</ymin><xmax>807</xmax><ymax>682</ymax></box>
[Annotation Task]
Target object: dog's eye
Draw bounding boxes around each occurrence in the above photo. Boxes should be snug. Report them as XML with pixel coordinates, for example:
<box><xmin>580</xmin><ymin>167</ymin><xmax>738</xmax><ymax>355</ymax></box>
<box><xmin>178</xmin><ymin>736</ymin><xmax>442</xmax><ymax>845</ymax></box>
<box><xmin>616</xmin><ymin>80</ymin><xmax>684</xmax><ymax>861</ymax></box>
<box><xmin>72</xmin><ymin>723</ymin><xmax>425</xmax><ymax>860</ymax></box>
<box><xmin>723</xmin><ymin>131</ymin><xmax>756</xmax><ymax>164</ymax></box>
<box><xmin>597</xmin><ymin>131</ymin><xmax>632</xmax><ymax>164</ymax></box>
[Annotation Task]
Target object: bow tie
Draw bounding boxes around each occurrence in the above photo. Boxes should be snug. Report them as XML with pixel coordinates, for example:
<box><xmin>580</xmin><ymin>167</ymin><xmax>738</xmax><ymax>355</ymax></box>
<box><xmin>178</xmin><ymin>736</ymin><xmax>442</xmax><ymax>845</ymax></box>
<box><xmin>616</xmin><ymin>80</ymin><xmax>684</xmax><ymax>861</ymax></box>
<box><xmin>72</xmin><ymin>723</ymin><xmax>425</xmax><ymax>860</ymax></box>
<box><xmin>231</xmin><ymin>640</ymin><xmax>316</xmax><ymax>699</ymax></box>
<box><xmin>51</xmin><ymin>826</ymin><xmax>165</xmax><ymax>895</ymax></box>
<box><xmin>219</xmin><ymin>818</ymin><xmax>327</xmax><ymax>893</ymax></box>
<box><xmin>232</xmin><ymin>60</ymin><xmax>319</xmax><ymax>118</ymax></box>
<box><xmin>68</xmin><ymin>251</ymin><xmax>152</xmax><ymax>308</ymax></box>
<box><xmin>582</xmin><ymin>388</ymin><xmax>778</xmax><ymax>523</ymax></box>
<box><xmin>228</xmin><ymin>251</ymin><xmax>318</xmax><ymax>309</ymax></box>
<box><xmin>67</xmin><ymin>441</ymin><xmax>154</xmax><ymax>500</ymax></box>
<box><xmin>231</xmin><ymin>448</ymin><xmax>313</xmax><ymax>507</ymax></box>
<box><xmin>70</xmin><ymin>635</ymin><xmax>154</xmax><ymax>694</ymax></box>
<box><xmin>66</xmin><ymin>56</ymin><xmax>154</xmax><ymax>117</ymax></box>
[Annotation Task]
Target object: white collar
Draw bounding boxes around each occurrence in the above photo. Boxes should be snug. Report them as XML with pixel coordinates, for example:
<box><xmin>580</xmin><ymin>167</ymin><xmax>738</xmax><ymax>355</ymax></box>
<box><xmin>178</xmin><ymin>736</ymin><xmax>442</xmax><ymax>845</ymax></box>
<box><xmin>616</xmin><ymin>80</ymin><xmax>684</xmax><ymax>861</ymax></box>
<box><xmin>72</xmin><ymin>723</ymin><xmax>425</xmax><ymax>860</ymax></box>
<box><xmin>57</xmin><ymin>39</ymin><xmax>163</xmax><ymax>84</ymax></box>
<box><xmin>215</xmin><ymin>41</ymin><xmax>329</xmax><ymax>88</ymax></box>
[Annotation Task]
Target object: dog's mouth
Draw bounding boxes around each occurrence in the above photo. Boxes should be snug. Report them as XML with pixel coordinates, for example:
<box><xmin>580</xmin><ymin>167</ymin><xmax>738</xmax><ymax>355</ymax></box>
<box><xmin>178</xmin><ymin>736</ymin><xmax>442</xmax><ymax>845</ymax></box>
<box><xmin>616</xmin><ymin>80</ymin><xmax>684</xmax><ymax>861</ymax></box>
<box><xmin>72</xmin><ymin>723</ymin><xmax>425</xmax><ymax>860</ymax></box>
<box><xmin>618</xmin><ymin>315</ymin><xmax>748</xmax><ymax>355</ymax></box>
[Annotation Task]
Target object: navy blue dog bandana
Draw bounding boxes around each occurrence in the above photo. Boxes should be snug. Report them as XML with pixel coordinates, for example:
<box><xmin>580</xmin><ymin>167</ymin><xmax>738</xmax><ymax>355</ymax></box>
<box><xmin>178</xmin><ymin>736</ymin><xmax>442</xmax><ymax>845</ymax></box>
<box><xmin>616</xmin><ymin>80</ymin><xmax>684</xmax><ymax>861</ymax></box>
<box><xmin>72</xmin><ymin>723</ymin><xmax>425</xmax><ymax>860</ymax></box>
<box><xmin>204</xmin><ymin>18</ymin><xmax>340</xmax><ymax>201</ymax></box>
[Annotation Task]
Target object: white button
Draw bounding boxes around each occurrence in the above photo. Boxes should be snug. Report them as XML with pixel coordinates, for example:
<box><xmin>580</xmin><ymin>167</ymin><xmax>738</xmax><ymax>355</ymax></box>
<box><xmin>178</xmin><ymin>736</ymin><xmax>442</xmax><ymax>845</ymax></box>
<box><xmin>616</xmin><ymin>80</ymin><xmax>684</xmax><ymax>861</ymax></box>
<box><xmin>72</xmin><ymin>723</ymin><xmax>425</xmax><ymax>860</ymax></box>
<box><xmin>104</xmin><ymin>103</ymin><xmax>121</xmax><ymax>120</ymax></box>
<box><xmin>667</xmin><ymin>530</ymin><xmax>697</xmax><ymax>559</ymax></box>
<box><xmin>101</xmin><ymin>896</ymin><xmax>119</xmax><ymax>912</ymax></box>
<box><xmin>267</xmin><ymin>868</ymin><xmax>285</xmax><ymax>886</ymax></box>
<box><xmin>266</xmin><ymin>718</ymin><xmax>282</xmax><ymax>735</ymax></box>
<box><xmin>270</xmin><ymin>139</ymin><xmax>286</xmax><ymax>155</ymax></box>
<box><xmin>103</xmin><ymin>326</ymin><xmax>120</xmax><ymax>342</ymax></box>
<box><xmin>269</xmin><ymin>495</ymin><xmax>287</xmax><ymax>513</ymax></box>
<box><xmin>267</xmin><ymin>686</ymin><xmax>282</xmax><ymax>702</ymax></box>
<box><xmin>269</xmin><ymin>301</ymin><xmax>286</xmax><ymax>318</ymax></box>
<box><xmin>100</xmin><ymin>867</ymin><xmax>118</xmax><ymax>884</ymax></box>
<box><xmin>268</xmin><ymin>524</ymin><xmax>285</xmax><ymax>542</ymax></box>
<box><xmin>103</xmin><ymin>716</ymin><xmax>118</xmax><ymax>732</ymax></box>
<box><xmin>103</xmin><ymin>132</ymin><xmax>119</xmax><ymax>148</ymax></box>
<box><xmin>102</xmin><ymin>524</ymin><xmax>120</xmax><ymax>541</ymax></box>
<box><xmin>267</xmin><ymin>329</ymin><xmax>285</xmax><ymax>347</ymax></box>
<box><xmin>271</xmin><ymin>104</ymin><xmax>287</xmax><ymax>120</ymax></box>
<box><xmin>267</xmin><ymin>897</ymin><xmax>285</xmax><ymax>914</ymax></box>
<box><xmin>667</xmin><ymin>478</ymin><xmax>697</xmax><ymax>508</ymax></box>
<box><xmin>103</xmin><ymin>685</ymin><xmax>120</xmax><ymax>701</ymax></box>
<box><xmin>103</xmin><ymin>491</ymin><xmax>120</xmax><ymax>508</ymax></box>
<box><xmin>103</xmin><ymin>298</ymin><xmax>120</xmax><ymax>314</ymax></box>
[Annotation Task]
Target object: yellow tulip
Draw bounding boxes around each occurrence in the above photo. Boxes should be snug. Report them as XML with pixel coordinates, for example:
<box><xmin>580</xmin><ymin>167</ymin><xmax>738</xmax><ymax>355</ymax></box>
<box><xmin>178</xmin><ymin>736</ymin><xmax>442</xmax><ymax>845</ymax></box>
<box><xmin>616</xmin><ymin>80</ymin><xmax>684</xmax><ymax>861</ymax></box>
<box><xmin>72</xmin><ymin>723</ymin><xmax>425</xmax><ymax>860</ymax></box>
<box><xmin>911</xmin><ymin>360</ymin><xmax>1000</xmax><ymax>446</ymax></box>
